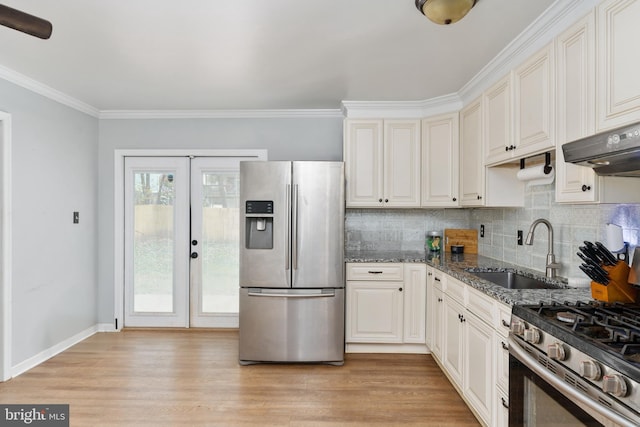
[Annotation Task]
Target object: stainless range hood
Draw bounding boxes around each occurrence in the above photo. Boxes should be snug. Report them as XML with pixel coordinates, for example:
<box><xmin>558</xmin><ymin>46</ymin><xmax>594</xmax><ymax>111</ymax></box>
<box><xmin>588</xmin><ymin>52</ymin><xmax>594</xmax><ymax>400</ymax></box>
<box><xmin>562</xmin><ymin>121</ymin><xmax>640</xmax><ymax>177</ymax></box>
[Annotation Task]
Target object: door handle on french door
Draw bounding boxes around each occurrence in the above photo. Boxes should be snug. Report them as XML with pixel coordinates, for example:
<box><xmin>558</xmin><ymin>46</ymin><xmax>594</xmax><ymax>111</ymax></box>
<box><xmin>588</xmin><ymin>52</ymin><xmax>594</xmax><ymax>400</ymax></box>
<box><xmin>190</xmin><ymin>252</ymin><xmax>198</xmax><ymax>259</ymax></box>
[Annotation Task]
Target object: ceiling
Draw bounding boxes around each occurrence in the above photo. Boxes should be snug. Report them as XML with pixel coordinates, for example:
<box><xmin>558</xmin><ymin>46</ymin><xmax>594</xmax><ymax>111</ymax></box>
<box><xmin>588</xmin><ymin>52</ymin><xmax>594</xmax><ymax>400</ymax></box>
<box><xmin>0</xmin><ymin>0</ymin><xmax>557</xmax><ymax>111</ymax></box>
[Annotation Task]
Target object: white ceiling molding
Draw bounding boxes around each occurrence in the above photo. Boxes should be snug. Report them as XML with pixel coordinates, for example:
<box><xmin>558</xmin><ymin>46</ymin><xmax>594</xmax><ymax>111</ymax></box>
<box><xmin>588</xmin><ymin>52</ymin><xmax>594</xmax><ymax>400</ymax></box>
<box><xmin>458</xmin><ymin>0</ymin><xmax>601</xmax><ymax>105</ymax></box>
<box><xmin>342</xmin><ymin>93</ymin><xmax>462</xmax><ymax>119</ymax></box>
<box><xmin>0</xmin><ymin>64</ymin><xmax>99</xmax><ymax>118</ymax></box>
<box><xmin>99</xmin><ymin>109</ymin><xmax>343</xmax><ymax>120</ymax></box>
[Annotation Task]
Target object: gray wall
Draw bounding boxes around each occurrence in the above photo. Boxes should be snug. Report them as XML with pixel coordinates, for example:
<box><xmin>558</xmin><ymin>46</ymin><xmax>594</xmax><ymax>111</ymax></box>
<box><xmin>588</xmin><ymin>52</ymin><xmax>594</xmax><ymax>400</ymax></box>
<box><xmin>97</xmin><ymin>116</ymin><xmax>344</xmax><ymax>324</ymax></box>
<box><xmin>346</xmin><ymin>183</ymin><xmax>640</xmax><ymax>280</ymax></box>
<box><xmin>0</xmin><ymin>79</ymin><xmax>99</xmax><ymax>366</ymax></box>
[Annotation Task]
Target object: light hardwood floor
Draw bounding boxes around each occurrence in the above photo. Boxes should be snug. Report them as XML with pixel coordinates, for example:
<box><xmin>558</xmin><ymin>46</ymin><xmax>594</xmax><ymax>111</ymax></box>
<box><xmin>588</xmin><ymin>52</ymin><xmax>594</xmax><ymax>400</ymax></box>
<box><xmin>0</xmin><ymin>330</ymin><xmax>480</xmax><ymax>426</ymax></box>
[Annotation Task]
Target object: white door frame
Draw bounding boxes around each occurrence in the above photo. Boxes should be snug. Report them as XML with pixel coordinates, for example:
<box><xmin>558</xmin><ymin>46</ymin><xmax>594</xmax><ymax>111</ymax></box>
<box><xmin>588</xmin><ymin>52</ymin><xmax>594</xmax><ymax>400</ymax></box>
<box><xmin>114</xmin><ymin>149</ymin><xmax>267</xmax><ymax>330</ymax></box>
<box><xmin>0</xmin><ymin>112</ymin><xmax>12</xmax><ymax>381</ymax></box>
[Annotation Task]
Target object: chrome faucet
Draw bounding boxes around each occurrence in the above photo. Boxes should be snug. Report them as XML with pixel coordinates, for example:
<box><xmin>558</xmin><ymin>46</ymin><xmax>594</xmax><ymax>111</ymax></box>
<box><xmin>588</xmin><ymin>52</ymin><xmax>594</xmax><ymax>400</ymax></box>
<box><xmin>525</xmin><ymin>218</ymin><xmax>561</xmax><ymax>278</ymax></box>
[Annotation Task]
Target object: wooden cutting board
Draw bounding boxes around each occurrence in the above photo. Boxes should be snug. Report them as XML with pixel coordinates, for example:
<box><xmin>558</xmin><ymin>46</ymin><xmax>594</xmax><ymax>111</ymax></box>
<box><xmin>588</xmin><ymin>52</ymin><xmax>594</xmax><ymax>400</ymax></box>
<box><xmin>444</xmin><ymin>229</ymin><xmax>478</xmax><ymax>254</ymax></box>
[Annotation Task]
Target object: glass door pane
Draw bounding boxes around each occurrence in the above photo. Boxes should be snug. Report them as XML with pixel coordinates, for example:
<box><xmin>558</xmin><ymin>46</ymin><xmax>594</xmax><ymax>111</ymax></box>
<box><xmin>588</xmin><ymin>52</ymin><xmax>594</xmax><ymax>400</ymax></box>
<box><xmin>190</xmin><ymin>157</ymin><xmax>242</xmax><ymax>327</ymax></box>
<box><xmin>124</xmin><ymin>157</ymin><xmax>190</xmax><ymax>327</ymax></box>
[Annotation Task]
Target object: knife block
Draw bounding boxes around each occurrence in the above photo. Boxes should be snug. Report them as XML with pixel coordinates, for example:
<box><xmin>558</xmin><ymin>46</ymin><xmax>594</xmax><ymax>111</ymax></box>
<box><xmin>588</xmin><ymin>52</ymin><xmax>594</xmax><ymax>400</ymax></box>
<box><xmin>590</xmin><ymin>261</ymin><xmax>636</xmax><ymax>303</ymax></box>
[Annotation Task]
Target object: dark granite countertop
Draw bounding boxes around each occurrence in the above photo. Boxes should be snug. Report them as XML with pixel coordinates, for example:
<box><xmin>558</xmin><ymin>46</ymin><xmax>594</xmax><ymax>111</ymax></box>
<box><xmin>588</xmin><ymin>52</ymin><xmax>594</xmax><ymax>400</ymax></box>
<box><xmin>345</xmin><ymin>249</ymin><xmax>593</xmax><ymax>307</ymax></box>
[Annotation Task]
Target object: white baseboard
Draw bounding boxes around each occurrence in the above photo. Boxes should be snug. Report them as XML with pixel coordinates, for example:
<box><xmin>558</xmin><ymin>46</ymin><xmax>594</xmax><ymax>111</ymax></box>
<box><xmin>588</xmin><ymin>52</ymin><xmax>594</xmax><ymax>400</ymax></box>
<box><xmin>10</xmin><ymin>324</ymin><xmax>99</xmax><ymax>378</ymax></box>
<box><xmin>346</xmin><ymin>343</ymin><xmax>428</xmax><ymax>354</ymax></box>
<box><xmin>97</xmin><ymin>323</ymin><xmax>118</xmax><ymax>332</ymax></box>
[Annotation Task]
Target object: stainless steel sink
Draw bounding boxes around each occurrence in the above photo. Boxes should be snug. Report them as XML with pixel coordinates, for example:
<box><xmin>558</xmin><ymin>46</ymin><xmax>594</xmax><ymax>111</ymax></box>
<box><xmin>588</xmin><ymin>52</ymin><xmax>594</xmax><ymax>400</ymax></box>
<box><xmin>468</xmin><ymin>271</ymin><xmax>556</xmax><ymax>290</ymax></box>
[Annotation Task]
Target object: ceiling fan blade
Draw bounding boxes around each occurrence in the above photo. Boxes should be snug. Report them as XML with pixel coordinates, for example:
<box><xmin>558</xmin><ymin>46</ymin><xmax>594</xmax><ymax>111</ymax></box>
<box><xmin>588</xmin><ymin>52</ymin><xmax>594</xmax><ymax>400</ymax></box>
<box><xmin>0</xmin><ymin>4</ymin><xmax>52</xmax><ymax>39</ymax></box>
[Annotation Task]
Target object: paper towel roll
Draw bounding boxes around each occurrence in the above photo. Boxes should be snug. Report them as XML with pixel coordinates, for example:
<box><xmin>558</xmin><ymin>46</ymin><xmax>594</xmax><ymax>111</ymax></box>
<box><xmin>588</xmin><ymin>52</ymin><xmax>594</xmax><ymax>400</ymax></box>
<box><xmin>606</xmin><ymin>223</ymin><xmax>625</xmax><ymax>252</ymax></box>
<box><xmin>516</xmin><ymin>165</ymin><xmax>554</xmax><ymax>187</ymax></box>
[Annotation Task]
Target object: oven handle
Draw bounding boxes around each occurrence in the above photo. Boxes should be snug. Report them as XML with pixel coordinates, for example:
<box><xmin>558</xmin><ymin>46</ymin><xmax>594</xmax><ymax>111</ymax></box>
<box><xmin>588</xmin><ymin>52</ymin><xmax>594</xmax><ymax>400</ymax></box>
<box><xmin>508</xmin><ymin>336</ymin><xmax>637</xmax><ymax>427</ymax></box>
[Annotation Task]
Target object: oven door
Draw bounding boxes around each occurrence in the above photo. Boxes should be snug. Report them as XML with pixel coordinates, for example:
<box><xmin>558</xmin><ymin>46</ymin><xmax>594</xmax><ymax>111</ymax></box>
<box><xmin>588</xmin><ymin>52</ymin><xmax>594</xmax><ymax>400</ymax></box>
<box><xmin>508</xmin><ymin>336</ymin><xmax>637</xmax><ymax>427</ymax></box>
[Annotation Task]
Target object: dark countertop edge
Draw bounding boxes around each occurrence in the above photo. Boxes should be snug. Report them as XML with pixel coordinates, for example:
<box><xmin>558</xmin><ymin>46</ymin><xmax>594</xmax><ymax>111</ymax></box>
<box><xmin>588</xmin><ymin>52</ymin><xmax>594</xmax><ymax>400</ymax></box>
<box><xmin>345</xmin><ymin>251</ymin><xmax>593</xmax><ymax>307</ymax></box>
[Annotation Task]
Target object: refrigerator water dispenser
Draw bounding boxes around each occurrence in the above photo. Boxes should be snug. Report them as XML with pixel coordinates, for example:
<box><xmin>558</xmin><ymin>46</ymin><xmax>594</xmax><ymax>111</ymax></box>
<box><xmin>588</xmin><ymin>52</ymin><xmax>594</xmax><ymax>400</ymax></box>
<box><xmin>245</xmin><ymin>200</ymin><xmax>273</xmax><ymax>249</ymax></box>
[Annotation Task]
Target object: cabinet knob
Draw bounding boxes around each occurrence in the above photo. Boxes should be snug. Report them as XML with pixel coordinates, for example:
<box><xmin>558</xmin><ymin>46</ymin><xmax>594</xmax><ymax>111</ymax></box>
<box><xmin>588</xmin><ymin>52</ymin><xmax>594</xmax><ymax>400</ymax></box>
<box><xmin>477</xmin><ymin>195</ymin><xmax>482</xmax><ymax>200</ymax></box>
<box><xmin>437</xmin><ymin>297</ymin><xmax>443</xmax><ymax>302</ymax></box>
<box><xmin>379</xmin><ymin>198</ymin><xmax>383</xmax><ymax>203</ymax></box>
<box><xmin>501</xmin><ymin>341</ymin><xmax>509</xmax><ymax>351</ymax></box>
<box><xmin>452</xmin><ymin>197</ymin><xmax>457</xmax><ymax>202</ymax></box>
<box><xmin>581</xmin><ymin>185</ymin><xmax>591</xmax><ymax>192</ymax></box>
<box><xmin>505</xmin><ymin>146</ymin><xmax>509</xmax><ymax>152</ymax></box>
<box><xmin>501</xmin><ymin>397</ymin><xmax>509</xmax><ymax>409</ymax></box>
<box><xmin>398</xmin><ymin>287</ymin><xmax>403</xmax><ymax>292</ymax></box>
<box><xmin>385</xmin><ymin>199</ymin><xmax>389</xmax><ymax>203</ymax></box>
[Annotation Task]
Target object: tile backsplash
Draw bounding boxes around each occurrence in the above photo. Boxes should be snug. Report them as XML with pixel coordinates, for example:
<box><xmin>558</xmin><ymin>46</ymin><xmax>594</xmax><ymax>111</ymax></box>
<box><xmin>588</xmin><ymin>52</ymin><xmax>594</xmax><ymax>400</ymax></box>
<box><xmin>345</xmin><ymin>184</ymin><xmax>640</xmax><ymax>279</ymax></box>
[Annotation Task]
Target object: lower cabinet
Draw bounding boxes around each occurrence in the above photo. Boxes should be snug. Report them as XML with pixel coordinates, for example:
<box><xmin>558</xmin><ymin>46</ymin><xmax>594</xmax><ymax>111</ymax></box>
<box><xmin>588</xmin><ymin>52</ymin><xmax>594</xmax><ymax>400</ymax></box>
<box><xmin>428</xmin><ymin>271</ymin><xmax>510</xmax><ymax>427</ymax></box>
<box><xmin>346</xmin><ymin>262</ymin><xmax>427</xmax><ymax>353</ymax></box>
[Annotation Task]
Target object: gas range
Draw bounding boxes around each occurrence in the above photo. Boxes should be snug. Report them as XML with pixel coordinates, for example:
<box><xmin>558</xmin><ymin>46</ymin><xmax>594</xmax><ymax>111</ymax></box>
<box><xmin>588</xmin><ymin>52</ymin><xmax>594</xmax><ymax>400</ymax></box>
<box><xmin>510</xmin><ymin>301</ymin><xmax>640</xmax><ymax>425</ymax></box>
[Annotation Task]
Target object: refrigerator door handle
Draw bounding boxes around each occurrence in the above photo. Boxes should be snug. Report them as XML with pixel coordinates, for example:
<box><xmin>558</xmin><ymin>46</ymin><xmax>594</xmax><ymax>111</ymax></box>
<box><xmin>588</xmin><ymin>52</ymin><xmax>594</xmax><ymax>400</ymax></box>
<box><xmin>285</xmin><ymin>183</ymin><xmax>291</xmax><ymax>272</ymax></box>
<box><xmin>246</xmin><ymin>291</ymin><xmax>335</xmax><ymax>298</ymax></box>
<box><xmin>292</xmin><ymin>184</ymin><xmax>299</xmax><ymax>271</ymax></box>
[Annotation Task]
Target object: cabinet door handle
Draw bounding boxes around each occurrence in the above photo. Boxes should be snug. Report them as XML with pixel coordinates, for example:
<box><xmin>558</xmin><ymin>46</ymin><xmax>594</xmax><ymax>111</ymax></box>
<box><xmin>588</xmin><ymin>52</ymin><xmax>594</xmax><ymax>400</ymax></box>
<box><xmin>398</xmin><ymin>287</ymin><xmax>403</xmax><ymax>292</ymax></box>
<box><xmin>367</xmin><ymin>271</ymin><xmax>383</xmax><ymax>274</ymax></box>
<box><xmin>384</xmin><ymin>198</ymin><xmax>389</xmax><ymax>203</ymax></box>
<box><xmin>501</xmin><ymin>397</ymin><xmax>509</xmax><ymax>409</ymax></box>
<box><xmin>452</xmin><ymin>197</ymin><xmax>457</xmax><ymax>202</ymax></box>
<box><xmin>582</xmin><ymin>185</ymin><xmax>591</xmax><ymax>192</ymax></box>
<box><xmin>505</xmin><ymin>146</ymin><xmax>509</xmax><ymax>152</ymax></box>
<box><xmin>437</xmin><ymin>297</ymin><xmax>443</xmax><ymax>302</ymax></box>
<box><xmin>501</xmin><ymin>341</ymin><xmax>509</xmax><ymax>351</ymax></box>
<box><xmin>501</xmin><ymin>319</ymin><xmax>510</xmax><ymax>328</ymax></box>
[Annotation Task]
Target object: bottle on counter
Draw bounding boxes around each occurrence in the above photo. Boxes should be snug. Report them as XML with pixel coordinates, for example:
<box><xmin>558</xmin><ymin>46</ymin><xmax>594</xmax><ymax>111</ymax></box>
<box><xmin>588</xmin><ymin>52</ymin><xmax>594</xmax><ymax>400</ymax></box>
<box><xmin>426</xmin><ymin>231</ymin><xmax>441</xmax><ymax>252</ymax></box>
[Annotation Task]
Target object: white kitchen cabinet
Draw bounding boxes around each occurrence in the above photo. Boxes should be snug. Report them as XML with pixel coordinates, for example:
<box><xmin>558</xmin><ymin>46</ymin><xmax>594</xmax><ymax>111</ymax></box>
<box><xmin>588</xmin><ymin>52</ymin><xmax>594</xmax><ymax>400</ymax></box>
<box><xmin>460</xmin><ymin>97</ymin><xmax>485</xmax><ymax>206</ymax></box>
<box><xmin>426</xmin><ymin>270</ymin><xmax>511</xmax><ymax>427</ymax></box>
<box><xmin>442</xmin><ymin>293</ymin><xmax>465</xmax><ymax>388</ymax></box>
<box><xmin>464</xmin><ymin>311</ymin><xmax>494</xmax><ymax>426</ymax></box>
<box><xmin>344</xmin><ymin>119</ymin><xmax>420</xmax><ymax>208</ymax></box>
<box><xmin>345</xmin><ymin>263</ymin><xmax>427</xmax><ymax>353</ymax></box>
<box><xmin>346</xmin><ymin>281</ymin><xmax>403</xmax><ymax>343</ymax></box>
<box><xmin>427</xmin><ymin>268</ymin><xmax>445</xmax><ymax>360</ymax></box>
<box><xmin>597</xmin><ymin>0</ymin><xmax>640</xmax><ymax>131</ymax></box>
<box><xmin>403</xmin><ymin>263</ymin><xmax>427</xmax><ymax>343</ymax></box>
<box><xmin>484</xmin><ymin>74</ymin><xmax>513</xmax><ymax>166</ymax></box>
<box><xmin>555</xmin><ymin>9</ymin><xmax>640</xmax><ymax>204</ymax></box>
<box><xmin>495</xmin><ymin>390</ymin><xmax>509</xmax><ymax>427</ymax></box>
<box><xmin>421</xmin><ymin>113</ymin><xmax>459</xmax><ymax>207</ymax></box>
<box><xmin>513</xmin><ymin>42</ymin><xmax>555</xmax><ymax>158</ymax></box>
<box><xmin>555</xmin><ymin>11</ymin><xmax>598</xmax><ymax>203</ymax></box>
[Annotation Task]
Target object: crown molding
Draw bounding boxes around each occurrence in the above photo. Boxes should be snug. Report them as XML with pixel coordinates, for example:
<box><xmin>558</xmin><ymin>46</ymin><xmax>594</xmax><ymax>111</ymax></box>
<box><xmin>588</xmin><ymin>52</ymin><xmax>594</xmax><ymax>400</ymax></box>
<box><xmin>341</xmin><ymin>93</ymin><xmax>462</xmax><ymax>119</ymax></box>
<box><xmin>0</xmin><ymin>65</ymin><xmax>99</xmax><ymax>118</ymax></box>
<box><xmin>458</xmin><ymin>0</ymin><xmax>601</xmax><ymax>105</ymax></box>
<box><xmin>98</xmin><ymin>109</ymin><xmax>343</xmax><ymax>120</ymax></box>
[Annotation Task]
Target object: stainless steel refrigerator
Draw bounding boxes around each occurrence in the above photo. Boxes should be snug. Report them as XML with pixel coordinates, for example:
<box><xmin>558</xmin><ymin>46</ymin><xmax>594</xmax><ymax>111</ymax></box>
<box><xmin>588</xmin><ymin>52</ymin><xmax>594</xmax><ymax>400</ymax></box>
<box><xmin>238</xmin><ymin>161</ymin><xmax>345</xmax><ymax>365</ymax></box>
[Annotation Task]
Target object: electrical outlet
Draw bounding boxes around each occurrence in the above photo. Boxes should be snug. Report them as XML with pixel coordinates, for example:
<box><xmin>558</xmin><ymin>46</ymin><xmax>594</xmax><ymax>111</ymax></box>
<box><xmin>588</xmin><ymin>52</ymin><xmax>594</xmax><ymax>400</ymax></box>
<box><xmin>73</xmin><ymin>211</ymin><xmax>79</xmax><ymax>224</ymax></box>
<box><xmin>517</xmin><ymin>230</ymin><xmax>523</xmax><ymax>245</ymax></box>
<box><xmin>480</xmin><ymin>224</ymin><xmax>485</xmax><ymax>238</ymax></box>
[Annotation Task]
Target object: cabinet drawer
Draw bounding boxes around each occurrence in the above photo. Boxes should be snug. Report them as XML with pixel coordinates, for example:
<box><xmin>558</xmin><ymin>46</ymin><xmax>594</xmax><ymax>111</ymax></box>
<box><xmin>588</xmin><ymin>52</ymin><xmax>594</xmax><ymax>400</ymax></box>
<box><xmin>466</xmin><ymin>285</ymin><xmax>495</xmax><ymax>325</ymax></box>
<box><xmin>496</xmin><ymin>303</ymin><xmax>511</xmax><ymax>337</ymax></box>
<box><xmin>433</xmin><ymin>269</ymin><xmax>445</xmax><ymax>291</ymax></box>
<box><xmin>346</xmin><ymin>263</ymin><xmax>403</xmax><ymax>281</ymax></box>
<box><xmin>444</xmin><ymin>276</ymin><xmax>465</xmax><ymax>302</ymax></box>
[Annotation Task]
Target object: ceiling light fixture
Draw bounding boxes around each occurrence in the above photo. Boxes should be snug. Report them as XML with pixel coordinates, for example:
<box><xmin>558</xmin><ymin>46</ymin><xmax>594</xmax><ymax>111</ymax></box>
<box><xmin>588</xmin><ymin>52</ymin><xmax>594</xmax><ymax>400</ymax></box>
<box><xmin>415</xmin><ymin>0</ymin><xmax>477</xmax><ymax>25</ymax></box>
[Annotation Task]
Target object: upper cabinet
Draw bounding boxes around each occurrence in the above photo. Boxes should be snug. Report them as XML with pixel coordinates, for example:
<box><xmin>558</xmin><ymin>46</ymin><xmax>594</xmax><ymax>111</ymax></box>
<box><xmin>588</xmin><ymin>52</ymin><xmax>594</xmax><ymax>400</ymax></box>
<box><xmin>421</xmin><ymin>113</ymin><xmax>460</xmax><ymax>207</ymax></box>
<box><xmin>344</xmin><ymin>119</ymin><xmax>421</xmax><ymax>208</ymax></box>
<box><xmin>555</xmin><ymin>6</ymin><xmax>640</xmax><ymax>204</ymax></box>
<box><xmin>513</xmin><ymin>42</ymin><xmax>555</xmax><ymax>157</ymax></box>
<box><xmin>597</xmin><ymin>0</ymin><xmax>640</xmax><ymax>131</ymax></box>
<box><xmin>483</xmin><ymin>74</ymin><xmax>513</xmax><ymax>166</ymax></box>
<box><xmin>484</xmin><ymin>43</ymin><xmax>555</xmax><ymax>167</ymax></box>
<box><xmin>555</xmin><ymin>11</ymin><xmax>598</xmax><ymax>203</ymax></box>
<box><xmin>460</xmin><ymin>97</ymin><xmax>485</xmax><ymax>206</ymax></box>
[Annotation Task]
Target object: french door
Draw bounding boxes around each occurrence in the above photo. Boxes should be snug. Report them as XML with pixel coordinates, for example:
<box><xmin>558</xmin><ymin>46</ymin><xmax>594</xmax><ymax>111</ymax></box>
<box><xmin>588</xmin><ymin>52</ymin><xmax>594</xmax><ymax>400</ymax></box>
<box><xmin>123</xmin><ymin>156</ymin><xmax>243</xmax><ymax>328</ymax></box>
